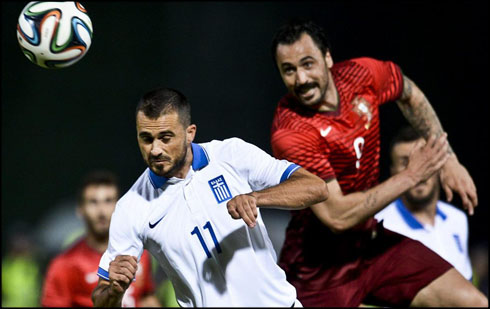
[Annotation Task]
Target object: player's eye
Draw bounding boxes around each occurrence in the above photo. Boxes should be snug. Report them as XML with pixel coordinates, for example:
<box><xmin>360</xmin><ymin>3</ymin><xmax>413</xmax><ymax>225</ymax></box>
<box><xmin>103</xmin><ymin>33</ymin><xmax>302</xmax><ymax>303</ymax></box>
<box><xmin>160</xmin><ymin>135</ymin><xmax>172</xmax><ymax>142</ymax></box>
<box><xmin>140</xmin><ymin>136</ymin><xmax>153</xmax><ymax>144</ymax></box>
<box><xmin>283</xmin><ymin>67</ymin><xmax>295</xmax><ymax>75</ymax></box>
<box><xmin>304</xmin><ymin>61</ymin><xmax>313</xmax><ymax>69</ymax></box>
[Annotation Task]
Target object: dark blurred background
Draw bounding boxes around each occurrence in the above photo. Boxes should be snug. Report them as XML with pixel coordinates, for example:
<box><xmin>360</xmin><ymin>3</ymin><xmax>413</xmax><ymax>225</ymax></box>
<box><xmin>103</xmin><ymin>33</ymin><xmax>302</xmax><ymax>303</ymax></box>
<box><xmin>2</xmin><ymin>0</ymin><xmax>488</xmax><ymax>303</ymax></box>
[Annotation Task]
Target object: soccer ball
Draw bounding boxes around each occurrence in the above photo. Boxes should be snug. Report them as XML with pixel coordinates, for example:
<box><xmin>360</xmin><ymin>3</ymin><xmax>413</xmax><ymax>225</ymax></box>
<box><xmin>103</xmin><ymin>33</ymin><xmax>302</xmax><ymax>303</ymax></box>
<box><xmin>16</xmin><ymin>1</ymin><xmax>93</xmax><ymax>69</ymax></box>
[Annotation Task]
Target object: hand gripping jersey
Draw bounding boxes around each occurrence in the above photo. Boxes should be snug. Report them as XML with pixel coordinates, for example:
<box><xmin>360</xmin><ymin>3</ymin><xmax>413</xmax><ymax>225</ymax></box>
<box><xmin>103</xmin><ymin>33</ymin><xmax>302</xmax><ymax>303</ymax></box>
<box><xmin>41</xmin><ymin>238</ymin><xmax>154</xmax><ymax>307</ymax></box>
<box><xmin>97</xmin><ymin>138</ymin><xmax>301</xmax><ymax>307</ymax></box>
<box><xmin>271</xmin><ymin>57</ymin><xmax>404</xmax><ymax>289</ymax></box>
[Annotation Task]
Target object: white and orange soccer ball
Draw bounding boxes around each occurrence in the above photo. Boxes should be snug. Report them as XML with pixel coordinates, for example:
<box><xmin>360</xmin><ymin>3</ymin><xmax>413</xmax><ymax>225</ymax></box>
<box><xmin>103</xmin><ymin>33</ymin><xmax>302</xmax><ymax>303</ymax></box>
<box><xmin>16</xmin><ymin>1</ymin><xmax>93</xmax><ymax>69</ymax></box>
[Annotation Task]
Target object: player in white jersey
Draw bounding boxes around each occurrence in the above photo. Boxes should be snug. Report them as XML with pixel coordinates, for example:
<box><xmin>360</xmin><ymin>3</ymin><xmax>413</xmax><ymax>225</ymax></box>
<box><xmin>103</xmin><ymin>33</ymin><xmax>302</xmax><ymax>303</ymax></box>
<box><xmin>92</xmin><ymin>87</ymin><xmax>328</xmax><ymax>307</ymax></box>
<box><xmin>375</xmin><ymin>126</ymin><xmax>473</xmax><ymax>280</ymax></box>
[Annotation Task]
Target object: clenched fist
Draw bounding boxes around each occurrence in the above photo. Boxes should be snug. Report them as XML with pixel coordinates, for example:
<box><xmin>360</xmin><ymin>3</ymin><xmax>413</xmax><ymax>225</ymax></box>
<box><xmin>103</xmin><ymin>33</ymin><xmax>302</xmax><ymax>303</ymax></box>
<box><xmin>108</xmin><ymin>255</ymin><xmax>138</xmax><ymax>295</ymax></box>
<box><xmin>227</xmin><ymin>193</ymin><xmax>258</xmax><ymax>228</ymax></box>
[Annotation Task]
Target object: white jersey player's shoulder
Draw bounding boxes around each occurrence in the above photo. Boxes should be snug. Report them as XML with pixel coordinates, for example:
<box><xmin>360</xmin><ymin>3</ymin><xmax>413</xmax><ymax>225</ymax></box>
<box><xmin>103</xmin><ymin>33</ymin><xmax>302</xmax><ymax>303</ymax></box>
<box><xmin>200</xmin><ymin>137</ymin><xmax>250</xmax><ymax>156</ymax></box>
<box><xmin>436</xmin><ymin>200</ymin><xmax>468</xmax><ymax>224</ymax></box>
<box><xmin>115</xmin><ymin>169</ymin><xmax>158</xmax><ymax>214</ymax></box>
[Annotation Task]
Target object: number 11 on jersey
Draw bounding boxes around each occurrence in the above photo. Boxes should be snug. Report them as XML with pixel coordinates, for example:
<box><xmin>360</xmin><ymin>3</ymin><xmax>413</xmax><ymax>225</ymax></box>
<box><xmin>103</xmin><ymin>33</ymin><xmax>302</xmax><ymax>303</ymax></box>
<box><xmin>191</xmin><ymin>221</ymin><xmax>222</xmax><ymax>258</ymax></box>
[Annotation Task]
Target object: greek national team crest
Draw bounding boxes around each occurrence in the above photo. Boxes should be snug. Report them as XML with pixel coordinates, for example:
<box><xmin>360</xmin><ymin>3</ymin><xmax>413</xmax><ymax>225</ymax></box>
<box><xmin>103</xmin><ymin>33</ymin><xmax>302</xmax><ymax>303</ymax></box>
<box><xmin>209</xmin><ymin>175</ymin><xmax>232</xmax><ymax>203</ymax></box>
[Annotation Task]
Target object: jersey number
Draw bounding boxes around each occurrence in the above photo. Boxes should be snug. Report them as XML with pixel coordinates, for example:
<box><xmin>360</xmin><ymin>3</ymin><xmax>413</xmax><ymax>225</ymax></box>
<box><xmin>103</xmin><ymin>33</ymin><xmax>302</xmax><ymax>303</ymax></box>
<box><xmin>354</xmin><ymin>137</ymin><xmax>365</xmax><ymax>169</ymax></box>
<box><xmin>191</xmin><ymin>221</ymin><xmax>222</xmax><ymax>258</ymax></box>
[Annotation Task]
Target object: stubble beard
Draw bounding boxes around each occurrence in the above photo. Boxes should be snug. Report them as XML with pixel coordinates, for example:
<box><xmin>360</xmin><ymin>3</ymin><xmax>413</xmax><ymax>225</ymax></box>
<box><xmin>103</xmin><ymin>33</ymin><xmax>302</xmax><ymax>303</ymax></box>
<box><xmin>160</xmin><ymin>141</ymin><xmax>189</xmax><ymax>178</ymax></box>
<box><xmin>404</xmin><ymin>181</ymin><xmax>439</xmax><ymax>211</ymax></box>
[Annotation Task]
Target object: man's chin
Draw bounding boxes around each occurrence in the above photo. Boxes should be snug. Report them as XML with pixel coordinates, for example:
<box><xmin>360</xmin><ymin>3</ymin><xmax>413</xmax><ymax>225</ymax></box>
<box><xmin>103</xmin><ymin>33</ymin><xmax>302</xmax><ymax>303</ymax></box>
<box><xmin>150</xmin><ymin>165</ymin><xmax>168</xmax><ymax>177</ymax></box>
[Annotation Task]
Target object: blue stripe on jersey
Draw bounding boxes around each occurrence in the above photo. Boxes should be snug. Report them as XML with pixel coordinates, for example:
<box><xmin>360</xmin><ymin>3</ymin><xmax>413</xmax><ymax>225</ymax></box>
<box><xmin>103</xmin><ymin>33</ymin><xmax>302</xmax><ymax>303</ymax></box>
<box><xmin>280</xmin><ymin>164</ymin><xmax>301</xmax><ymax>183</ymax></box>
<box><xmin>97</xmin><ymin>267</ymin><xmax>109</xmax><ymax>280</ymax></box>
<box><xmin>395</xmin><ymin>199</ymin><xmax>424</xmax><ymax>230</ymax></box>
<box><xmin>436</xmin><ymin>206</ymin><xmax>447</xmax><ymax>220</ymax></box>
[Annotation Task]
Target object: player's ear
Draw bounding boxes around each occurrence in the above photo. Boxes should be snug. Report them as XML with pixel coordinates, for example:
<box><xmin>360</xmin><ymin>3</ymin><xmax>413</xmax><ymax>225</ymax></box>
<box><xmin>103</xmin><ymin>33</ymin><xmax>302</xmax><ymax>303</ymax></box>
<box><xmin>186</xmin><ymin>124</ymin><xmax>196</xmax><ymax>143</ymax></box>
<box><xmin>325</xmin><ymin>50</ymin><xmax>333</xmax><ymax>69</ymax></box>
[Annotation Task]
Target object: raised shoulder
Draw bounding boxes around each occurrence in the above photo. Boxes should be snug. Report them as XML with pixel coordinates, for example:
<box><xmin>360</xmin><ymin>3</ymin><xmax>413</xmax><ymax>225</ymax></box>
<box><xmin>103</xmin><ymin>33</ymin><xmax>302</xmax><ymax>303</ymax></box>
<box><xmin>437</xmin><ymin>200</ymin><xmax>468</xmax><ymax>223</ymax></box>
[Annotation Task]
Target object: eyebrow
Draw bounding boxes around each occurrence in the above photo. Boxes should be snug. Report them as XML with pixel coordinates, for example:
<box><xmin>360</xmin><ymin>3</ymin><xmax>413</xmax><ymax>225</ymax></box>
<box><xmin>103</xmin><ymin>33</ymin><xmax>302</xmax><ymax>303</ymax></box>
<box><xmin>138</xmin><ymin>130</ymin><xmax>175</xmax><ymax>138</ymax></box>
<box><xmin>281</xmin><ymin>56</ymin><xmax>316</xmax><ymax>68</ymax></box>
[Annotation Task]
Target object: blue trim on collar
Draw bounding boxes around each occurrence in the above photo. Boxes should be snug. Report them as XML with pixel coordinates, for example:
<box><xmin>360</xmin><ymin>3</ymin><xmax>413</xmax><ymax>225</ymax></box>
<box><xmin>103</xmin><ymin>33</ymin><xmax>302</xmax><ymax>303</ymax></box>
<box><xmin>436</xmin><ymin>205</ymin><xmax>447</xmax><ymax>220</ymax></box>
<box><xmin>191</xmin><ymin>142</ymin><xmax>209</xmax><ymax>171</ymax></box>
<box><xmin>149</xmin><ymin>143</ymin><xmax>209</xmax><ymax>189</ymax></box>
<box><xmin>395</xmin><ymin>199</ymin><xmax>424</xmax><ymax>230</ymax></box>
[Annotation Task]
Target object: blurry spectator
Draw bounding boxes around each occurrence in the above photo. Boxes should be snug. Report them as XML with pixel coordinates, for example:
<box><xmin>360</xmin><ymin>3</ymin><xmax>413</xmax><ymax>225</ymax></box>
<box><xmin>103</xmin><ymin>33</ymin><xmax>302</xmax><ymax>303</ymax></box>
<box><xmin>40</xmin><ymin>170</ymin><xmax>161</xmax><ymax>307</ymax></box>
<box><xmin>2</xmin><ymin>223</ymin><xmax>41</xmax><ymax>307</ymax></box>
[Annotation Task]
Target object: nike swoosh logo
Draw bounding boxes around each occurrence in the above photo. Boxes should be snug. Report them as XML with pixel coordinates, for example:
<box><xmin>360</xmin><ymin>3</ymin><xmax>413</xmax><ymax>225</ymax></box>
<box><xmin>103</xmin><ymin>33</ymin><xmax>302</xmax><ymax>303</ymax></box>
<box><xmin>149</xmin><ymin>216</ymin><xmax>165</xmax><ymax>229</ymax></box>
<box><xmin>320</xmin><ymin>126</ymin><xmax>332</xmax><ymax>137</ymax></box>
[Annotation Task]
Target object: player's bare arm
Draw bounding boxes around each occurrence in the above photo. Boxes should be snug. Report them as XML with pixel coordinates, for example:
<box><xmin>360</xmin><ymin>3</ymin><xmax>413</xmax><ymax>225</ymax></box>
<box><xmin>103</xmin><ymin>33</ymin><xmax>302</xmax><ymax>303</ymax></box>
<box><xmin>92</xmin><ymin>255</ymin><xmax>138</xmax><ymax>307</ymax></box>
<box><xmin>311</xmin><ymin>134</ymin><xmax>449</xmax><ymax>233</ymax></box>
<box><xmin>227</xmin><ymin>167</ymin><xmax>328</xmax><ymax>228</ymax></box>
<box><xmin>396</xmin><ymin>75</ymin><xmax>478</xmax><ymax>214</ymax></box>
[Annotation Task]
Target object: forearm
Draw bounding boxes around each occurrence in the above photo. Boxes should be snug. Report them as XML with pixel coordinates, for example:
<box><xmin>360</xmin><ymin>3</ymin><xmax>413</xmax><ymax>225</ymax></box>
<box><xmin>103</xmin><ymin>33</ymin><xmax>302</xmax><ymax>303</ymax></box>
<box><xmin>252</xmin><ymin>167</ymin><xmax>328</xmax><ymax>210</ymax></box>
<box><xmin>396</xmin><ymin>75</ymin><xmax>455</xmax><ymax>155</ymax></box>
<box><xmin>92</xmin><ymin>283</ymin><xmax>124</xmax><ymax>307</ymax></box>
<box><xmin>313</xmin><ymin>171</ymin><xmax>417</xmax><ymax>233</ymax></box>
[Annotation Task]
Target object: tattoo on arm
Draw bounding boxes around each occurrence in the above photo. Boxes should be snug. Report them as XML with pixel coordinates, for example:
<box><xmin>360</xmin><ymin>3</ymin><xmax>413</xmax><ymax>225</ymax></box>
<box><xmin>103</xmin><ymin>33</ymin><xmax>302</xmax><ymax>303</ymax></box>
<box><xmin>363</xmin><ymin>191</ymin><xmax>377</xmax><ymax>210</ymax></box>
<box><xmin>396</xmin><ymin>75</ymin><xmax>454</xmax><ymax>154</ymax></box>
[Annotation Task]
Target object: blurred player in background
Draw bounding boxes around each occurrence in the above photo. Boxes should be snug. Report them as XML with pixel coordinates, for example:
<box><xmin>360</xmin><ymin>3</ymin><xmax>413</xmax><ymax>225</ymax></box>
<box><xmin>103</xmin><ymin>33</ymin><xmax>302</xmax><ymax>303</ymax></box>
<box><xmin>375</xmin><ymin>126</ymin><xmax>473</xmax><ymax>281</ymax></box>
<box><xmin>41</xmin><ymin>170</ymin><xmax>160</xmax><ymax>307</ymax></box>
<box><xmin>92</xmin><ymin>87</ymin><xmax>328</xmax><ymax>307</ymax></box>
<box><xmin>270</xmin><ymin>18</ymin><xmax>487</xmax><ymax>307</ymax></box>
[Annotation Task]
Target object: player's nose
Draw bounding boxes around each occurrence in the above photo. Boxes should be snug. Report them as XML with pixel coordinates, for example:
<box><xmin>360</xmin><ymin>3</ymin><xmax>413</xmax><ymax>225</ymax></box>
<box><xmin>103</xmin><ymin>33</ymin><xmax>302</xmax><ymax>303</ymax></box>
<box><xmin>295</xmin><ymin>69</ymin><xmax>308</xmax><ymax>84</ymax></box>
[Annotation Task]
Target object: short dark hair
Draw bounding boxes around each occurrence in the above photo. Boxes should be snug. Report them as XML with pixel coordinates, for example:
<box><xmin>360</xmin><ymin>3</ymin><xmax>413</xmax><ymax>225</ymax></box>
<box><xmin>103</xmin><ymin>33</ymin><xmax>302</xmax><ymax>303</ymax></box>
<box><xmin>389</xmin><ymin>126</ymin><xmax>423</xmax><ymax>156</ymax></box>
<box><xmin>271</xmin><ymin>18</ymin><xmax>331</xmax><ymax>63</ymax></box>
<box><xmin>77</xmin><ymin>170</ymin><xmax>119</xmax><ymax>205</ymax></box>
<box><xmin>135</xmin><ymin>87</ymin><xmax>191</xmax><ymax>128</ymax></box>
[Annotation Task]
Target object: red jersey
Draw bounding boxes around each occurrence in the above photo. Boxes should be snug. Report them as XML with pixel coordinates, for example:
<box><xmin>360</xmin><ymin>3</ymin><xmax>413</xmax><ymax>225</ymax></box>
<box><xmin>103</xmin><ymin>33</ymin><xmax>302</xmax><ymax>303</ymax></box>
<box><xmin>271</xmin><ymin>57</ymin><xmax>403</xmax><ymax>289</ymax></box>
<box><xmin>41</xmin><ymin>238</ymin><xmax>155</xmax><ymax>307</ymax></box>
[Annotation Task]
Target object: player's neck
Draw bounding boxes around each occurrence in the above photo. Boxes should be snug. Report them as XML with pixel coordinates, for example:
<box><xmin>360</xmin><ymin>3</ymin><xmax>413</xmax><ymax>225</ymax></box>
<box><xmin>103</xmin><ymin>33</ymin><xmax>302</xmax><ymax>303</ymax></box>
<box><xmin>85</xmin><ymin>233</ymin><xmax>108</xmax><ymax>254</ymax></box>
<box><xmin>402</xmin><ymin>196</ymin><xmax>438</xmax><ymax>226</ymax></box>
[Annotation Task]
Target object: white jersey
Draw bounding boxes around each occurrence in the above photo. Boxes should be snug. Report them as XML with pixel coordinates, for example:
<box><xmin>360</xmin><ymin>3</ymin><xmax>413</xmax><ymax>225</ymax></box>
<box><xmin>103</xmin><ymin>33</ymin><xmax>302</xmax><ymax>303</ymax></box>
<box><xmin>375</xmin><ymin>199</ymin><xmax>473</xmax><ymax>280</ymax></box>
<box><xmin>97</xmin><ymin>138</ymin><xmax>300</xmax><ymax>307</ymax></box>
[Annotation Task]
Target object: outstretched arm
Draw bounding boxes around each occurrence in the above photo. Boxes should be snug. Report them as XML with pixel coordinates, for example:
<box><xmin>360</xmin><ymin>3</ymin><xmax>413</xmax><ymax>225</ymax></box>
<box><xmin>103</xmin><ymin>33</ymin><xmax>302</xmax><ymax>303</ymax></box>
<box><xmin>396</xmin><ymin>75</ymin><xmax>478</xmax><ymax>214</ymax></box>
<box><xmin>227</xmin><ymin>167</ymin><xmax>328</xmax><ymax>228</ymax></box>
<box><xmin>312</xmin><ymin>134</ymin><xmax>449</xmax><ymax>233</ymax></box>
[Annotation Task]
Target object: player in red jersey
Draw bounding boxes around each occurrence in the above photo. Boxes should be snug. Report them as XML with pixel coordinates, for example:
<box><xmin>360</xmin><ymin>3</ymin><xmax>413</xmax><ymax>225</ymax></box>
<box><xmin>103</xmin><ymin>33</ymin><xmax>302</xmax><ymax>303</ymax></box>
<box><xmin>270</xmin><ymin>19</ymin><xmax>487</xmax><ymax>307</ymax></box>
<box><xmin>41</xmin><ymin>171</ymin><xmax>161</xmax><ymax>307</ymax></box>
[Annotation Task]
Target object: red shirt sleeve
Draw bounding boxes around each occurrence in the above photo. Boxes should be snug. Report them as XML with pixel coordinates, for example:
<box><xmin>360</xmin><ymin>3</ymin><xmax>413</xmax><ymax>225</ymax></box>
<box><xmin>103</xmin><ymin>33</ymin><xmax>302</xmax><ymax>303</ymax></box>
<box><xmin>353</xmin><ymin>57</ymin><xmax>404</xmax><ymax>104</ymax></box>
<box><xmin>271</xmin><ymin>125</ymin><xmax>336</xmax><ymax>181</ymax></box>
<box><xmin>41</xmin><ymin>257</ymin><xmax>73</xmax><ymax>307</ymax></box>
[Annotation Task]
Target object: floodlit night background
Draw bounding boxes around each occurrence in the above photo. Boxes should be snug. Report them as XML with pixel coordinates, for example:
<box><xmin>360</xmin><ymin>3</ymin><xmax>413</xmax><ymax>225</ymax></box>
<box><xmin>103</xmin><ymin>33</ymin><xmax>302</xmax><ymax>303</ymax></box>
<box><xmin>2</xmin><ymin>1</ymin><xmax>488</xmax><ymax>301</ymax></box>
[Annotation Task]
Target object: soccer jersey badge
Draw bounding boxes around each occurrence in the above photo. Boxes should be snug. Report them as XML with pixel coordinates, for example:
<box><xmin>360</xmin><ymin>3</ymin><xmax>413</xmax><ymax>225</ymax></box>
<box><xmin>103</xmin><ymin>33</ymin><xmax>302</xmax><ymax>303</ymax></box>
<box><xmin>208</xmin><ymin>175</ymin><xmax>232</xmax><ymax>203</ymax></box>
<box><xmin>351</xmin><ymin>96</ymin><xmax>373</xmax><ymax>130</ymax></box>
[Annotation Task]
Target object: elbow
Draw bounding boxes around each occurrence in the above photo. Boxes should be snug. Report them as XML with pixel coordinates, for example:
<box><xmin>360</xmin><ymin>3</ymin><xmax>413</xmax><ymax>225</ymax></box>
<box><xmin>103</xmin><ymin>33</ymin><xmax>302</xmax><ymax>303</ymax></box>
<box><xmin>314</xmin><ymin>180</ymin><xmax>329</xmax><ymax>204</ymax></box>
<box><xmin>327</xmin><ymin>219</ymin><xmax>350</xmax><ymax>234</ymax></box>
<box><xmin>315</xmin><ymin>210</ymin><xmax>350</xmax><ymax>234</ymax></box>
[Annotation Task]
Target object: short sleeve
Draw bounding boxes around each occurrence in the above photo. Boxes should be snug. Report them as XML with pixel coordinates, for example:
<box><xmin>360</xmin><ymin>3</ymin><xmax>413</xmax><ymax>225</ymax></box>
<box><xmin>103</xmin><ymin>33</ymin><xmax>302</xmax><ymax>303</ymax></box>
<box><xmin>222</xmin><ymin>138</ymin><xmax>300</xmax><ymax>192</ymax></box>
<box><xmin>97</xmin><ymin>202</ymin><xmax>144</xmax><ymax>280</ymax></box>
<box><xmin>353</xmin><ymin>57</ymin><xmax>404</xmax><ymax>104</ymax></box>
